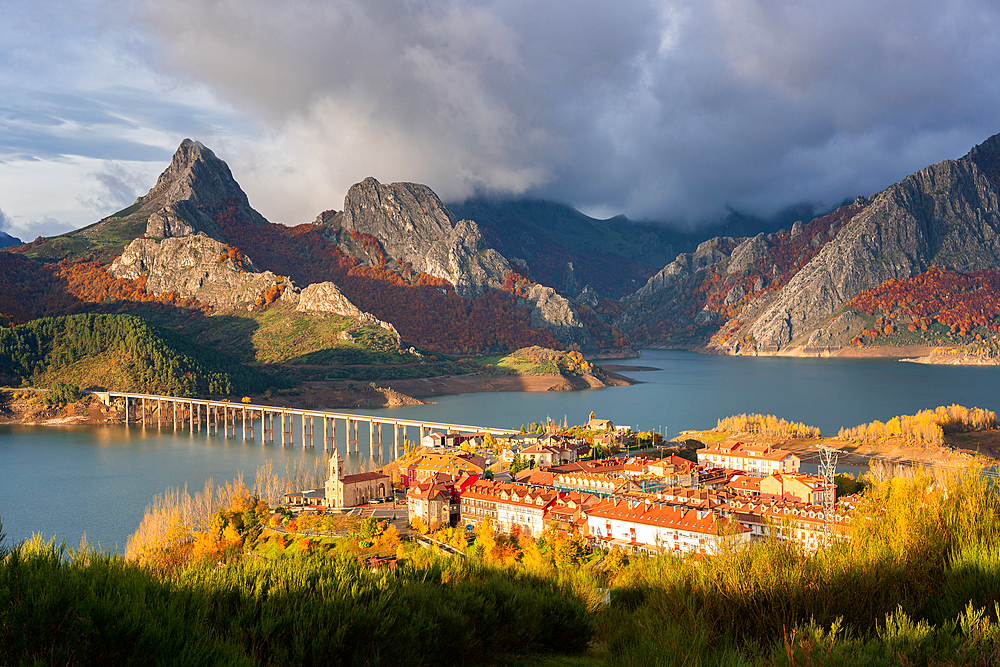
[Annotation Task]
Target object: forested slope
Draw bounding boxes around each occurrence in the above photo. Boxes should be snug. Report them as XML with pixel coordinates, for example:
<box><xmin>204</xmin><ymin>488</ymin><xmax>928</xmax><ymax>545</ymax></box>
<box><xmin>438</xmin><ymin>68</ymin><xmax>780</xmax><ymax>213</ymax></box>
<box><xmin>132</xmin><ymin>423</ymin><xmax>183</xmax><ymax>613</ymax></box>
<box><xmin>0</xmin><ymin>314</ymin><xmax>277</xmax><ymax>396</ymax></box>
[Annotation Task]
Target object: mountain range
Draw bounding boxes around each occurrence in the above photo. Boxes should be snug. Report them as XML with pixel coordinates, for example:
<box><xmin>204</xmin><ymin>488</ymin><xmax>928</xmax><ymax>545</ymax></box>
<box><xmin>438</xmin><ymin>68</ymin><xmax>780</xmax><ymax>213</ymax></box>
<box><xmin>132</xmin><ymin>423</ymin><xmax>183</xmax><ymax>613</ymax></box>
<box><xmin>5</xmin><ymin>131</ymin><xmax>1000</xmax><ymax>386</ymax></box>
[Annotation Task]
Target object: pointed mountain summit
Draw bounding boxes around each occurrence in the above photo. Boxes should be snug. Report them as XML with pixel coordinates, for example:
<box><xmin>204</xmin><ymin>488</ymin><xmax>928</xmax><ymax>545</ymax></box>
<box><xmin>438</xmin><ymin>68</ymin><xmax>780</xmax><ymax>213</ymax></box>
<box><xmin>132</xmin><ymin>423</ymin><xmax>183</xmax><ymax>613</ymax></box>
<box><xmin>138</xmin><ymin>139</ymin><xmax>266</xmax><ymax>239</ymax></box>
<box><xmin>24</xmin><ymin>139</ymin><xmax>268</xmax><ymax>262</ymax></box>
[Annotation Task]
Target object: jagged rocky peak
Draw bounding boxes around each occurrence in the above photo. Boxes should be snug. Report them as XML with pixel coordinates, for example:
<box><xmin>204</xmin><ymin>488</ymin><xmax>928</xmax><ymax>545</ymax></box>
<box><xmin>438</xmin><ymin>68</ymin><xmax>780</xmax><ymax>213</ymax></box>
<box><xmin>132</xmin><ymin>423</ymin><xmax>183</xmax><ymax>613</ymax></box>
<box><xmin>727</xmin><ymin>233</ymin><xmax>771</xmax><ymax>275</ymax></box>
<box><xmin>139</xmin><ymin>139</ymin><xmax>267</xmax><ymax>240</ymax></box>
<box><xmin>314</xmin><ymin>176</ymin><xmax>595</xmax><ymax>348</ymax></box>
<box><xmin>296</xmin><ymin>282</ymin><xmax>363</xmax><ymax>318</ymax></box>
<box><xmin>632</xmin><ymin>237</ymin><xmax>735</xmax><ymax>300</ymax></box>
<box><xmin>329</xmin><ymin>177</ymin><xmax>512</xmax><ymax>296</ymax></box>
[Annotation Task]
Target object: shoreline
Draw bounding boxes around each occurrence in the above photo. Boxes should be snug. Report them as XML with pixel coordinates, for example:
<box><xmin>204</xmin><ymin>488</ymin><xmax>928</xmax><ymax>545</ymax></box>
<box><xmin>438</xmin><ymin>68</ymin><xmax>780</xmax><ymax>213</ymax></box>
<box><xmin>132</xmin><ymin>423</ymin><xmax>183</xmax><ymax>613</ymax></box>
<box><xmin>0</xmin><ymin>366</ymin><xmax>636</xmax><ymax>424</ymax></box>
<box><xmin>382</xmin><ymin>369</ymin><xmax>633</xmax><ymax>398</ymax></box>
<box><xmin>678</xmin><ymin>342</ymin><xmax>1000</xmax><ymax>365</ymax></box>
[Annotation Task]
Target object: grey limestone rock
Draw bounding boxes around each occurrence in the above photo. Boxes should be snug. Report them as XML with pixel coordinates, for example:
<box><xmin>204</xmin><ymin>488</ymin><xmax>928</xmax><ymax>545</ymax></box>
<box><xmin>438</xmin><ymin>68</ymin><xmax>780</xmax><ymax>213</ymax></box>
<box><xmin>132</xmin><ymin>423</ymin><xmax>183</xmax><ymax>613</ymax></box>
<box><xmin>517</xmin><ymin>283</ymin><xmax>593</xmax><ymax>347</ymax></box>
<box><xmin>295</xmin><ymin>283</ymin><xmax>400</xmax><ymax>346</ymax></box>
<box><xmin>334</xmin><ymin>177</ymin><xmax>511</xmax><ymax>297</ymax></box>
<box><xmin>633</xmin><ymin>237</ymin><xmax>733</xmax><ymax>300</ymax></box>
<box><xmin>145</xmin><ymin>205</ymin><xmax>197</xmax><ymax>238</ymax></box>
<box><xmin>328</xmin><ymin>176</ymin><xmax>593</xmax><ymax>346</ymax></box>
<box><xmin>727</xmin><ymin>233</ymin><xmax>770</xmax><ymax>275</ymax></box>
<box><xmin>108</xmin><ymin>234</ymin><xmax>282</xmax><ymax>309</ymax></box>
<box><xmin>724</xmin><ymin>283</ymin><xmax>746</xmax><ymax>306</ymax></box>
<box><xmin>140</xmin><ymin>139</ymin><xmax>267</xmax><ymax>239</ymax></box>
<box><xmin>296</xmin><ymin>282</ymin><xmax>364</xmax><ymax>318</ymax></box>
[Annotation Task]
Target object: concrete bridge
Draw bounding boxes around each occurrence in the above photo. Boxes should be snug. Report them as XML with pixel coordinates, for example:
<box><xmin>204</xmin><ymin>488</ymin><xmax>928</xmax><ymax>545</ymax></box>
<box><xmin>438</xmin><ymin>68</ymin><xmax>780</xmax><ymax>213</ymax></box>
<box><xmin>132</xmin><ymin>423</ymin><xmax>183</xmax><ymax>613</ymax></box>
<box><xmin>94</xmin><ymin>391</ymin><xmax>518</xmax><ymax>461</ymax></box>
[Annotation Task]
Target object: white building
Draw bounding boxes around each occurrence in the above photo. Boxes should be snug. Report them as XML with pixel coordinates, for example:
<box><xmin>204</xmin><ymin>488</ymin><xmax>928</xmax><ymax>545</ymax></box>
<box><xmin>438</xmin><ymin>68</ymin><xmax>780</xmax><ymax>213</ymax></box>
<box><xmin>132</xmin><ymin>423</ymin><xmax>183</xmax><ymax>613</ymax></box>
<box><xmin>697</xmin><ymin>442</ymin><xmax>800</xmax><ymax>476</ymax></box>
<box><xmin>585</xmin><ymin>498</ymin><xmax>751</xmax><ymax>556</ymax></box>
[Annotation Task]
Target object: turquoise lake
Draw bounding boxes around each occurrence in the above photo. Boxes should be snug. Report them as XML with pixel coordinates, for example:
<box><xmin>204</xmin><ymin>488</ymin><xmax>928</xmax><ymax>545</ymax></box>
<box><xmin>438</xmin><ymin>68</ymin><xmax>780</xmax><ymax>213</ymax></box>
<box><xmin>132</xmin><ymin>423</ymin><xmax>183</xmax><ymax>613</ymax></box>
<box><xmin>2</xmin><ymin>349</ymin><xmax>997</xmax><ymax>551</ymax></box>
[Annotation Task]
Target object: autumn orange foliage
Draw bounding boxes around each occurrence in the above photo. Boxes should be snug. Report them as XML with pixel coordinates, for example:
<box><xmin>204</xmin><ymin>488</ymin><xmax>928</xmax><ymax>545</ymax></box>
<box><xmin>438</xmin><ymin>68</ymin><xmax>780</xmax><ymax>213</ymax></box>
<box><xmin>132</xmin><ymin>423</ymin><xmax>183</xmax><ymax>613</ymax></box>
<box><xmin>0</xmin><ymin>253</ymin><xmax>213</xmax><ymax>327</ymax></box>
<box><xmin>850</xmin><ymin>267</ymin><xmax>1000</xmax><ymax>338</ymax></box>
<box><xmin>643</xmin><ymin>202</ymin><xmax>867</xmax><ymax>347</ymax></box>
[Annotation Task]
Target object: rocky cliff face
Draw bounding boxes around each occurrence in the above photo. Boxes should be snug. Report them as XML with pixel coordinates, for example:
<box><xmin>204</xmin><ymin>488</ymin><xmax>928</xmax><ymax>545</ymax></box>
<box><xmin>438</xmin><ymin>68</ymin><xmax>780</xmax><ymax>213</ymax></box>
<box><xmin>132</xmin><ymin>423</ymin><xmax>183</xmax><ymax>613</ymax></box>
<box><xmin>293</xmin><ymin>282</ymin><xmax>402</xmax><ymax>345</ymax></box>
<box><xmin>319</xmin><ymin>177</ymin><xmax>594</xmax><ymax>348</ymax></box>
<box><xmin>707</xmin><ymin>133</ymin><xmax>1000</xmax><ymax>355</ymax></box>
<box><xmin>325</xmin><ymin>177</ymin><xmax>512</xmax><ymax>296</ymax></box>
<box><xmin>294</xmin><ymin>281</ymin><xmax>364</xmax><ymax>318</ymax></box>
<box><xmin>516</xmin><ymin>283</ymin><xmax>590</xmax><ymax>346</ymax></box>
<box><xmin>618</xmin><ymin>200</ymin><xmax>862</xmax><ymax>349</ymax></box>
<box><xmin>632</xmin><ymin>238</ymin><xmax>736</xmax><ymax>301</ymax></box>
<box><xmin>141</xmin><ymin>139</ymin><xmax>267</xmax><ymax>239</ymax></box>
<box><xmin>108</xmin><ymin>235</ymin><xmax>283</xmax><ymax>310</ymax></box>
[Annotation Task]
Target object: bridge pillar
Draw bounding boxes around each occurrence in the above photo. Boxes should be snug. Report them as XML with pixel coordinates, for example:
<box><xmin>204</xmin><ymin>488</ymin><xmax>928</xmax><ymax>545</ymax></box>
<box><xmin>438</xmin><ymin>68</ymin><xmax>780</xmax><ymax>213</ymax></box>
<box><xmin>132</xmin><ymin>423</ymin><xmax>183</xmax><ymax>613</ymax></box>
<box><xmin>370</xmin><ymin>421</ymin><xmax>382</xmax><ymax>461</ymax></box>
<box><xmin>394</xmin><ymin>423</ymin><xmax>401</xmax><ymax>459</ymax></box>
<box><xmin>325</xmin><ymin>417</ymin><xmax>336</xmax><ymax>451</ymax></box>
<box><xmin>281</xmin><ymin>413</ymin><xmax>293</xmax><ymax>446</ymax></box>
<box><xmin>303</xmin><ymin>415</ymin><xmax>314</xmax><ymax>448</ymax></box>
<box><xmin>347</xmin><ymin>419</ymin><xmax>357</xmax><ymax>453</ymax></box>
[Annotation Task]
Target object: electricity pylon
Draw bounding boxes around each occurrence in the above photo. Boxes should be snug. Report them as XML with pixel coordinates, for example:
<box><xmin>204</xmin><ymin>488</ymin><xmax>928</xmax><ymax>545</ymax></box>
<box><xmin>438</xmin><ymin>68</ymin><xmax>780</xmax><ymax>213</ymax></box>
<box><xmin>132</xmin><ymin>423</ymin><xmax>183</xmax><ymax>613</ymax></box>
<box><xmin>817</xmin><ymin>444</ymin><xmax>843</xmax><ymax>548</ymax></box>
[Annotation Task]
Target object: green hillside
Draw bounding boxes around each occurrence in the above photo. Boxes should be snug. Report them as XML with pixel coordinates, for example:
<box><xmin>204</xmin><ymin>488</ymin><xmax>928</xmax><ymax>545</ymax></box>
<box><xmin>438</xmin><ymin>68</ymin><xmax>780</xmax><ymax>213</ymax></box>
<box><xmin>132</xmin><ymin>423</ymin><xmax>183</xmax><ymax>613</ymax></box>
<box><xmin>0</xmin><ymin>313</ymin><xmax>280</xmax><ymax>396</ymax></box>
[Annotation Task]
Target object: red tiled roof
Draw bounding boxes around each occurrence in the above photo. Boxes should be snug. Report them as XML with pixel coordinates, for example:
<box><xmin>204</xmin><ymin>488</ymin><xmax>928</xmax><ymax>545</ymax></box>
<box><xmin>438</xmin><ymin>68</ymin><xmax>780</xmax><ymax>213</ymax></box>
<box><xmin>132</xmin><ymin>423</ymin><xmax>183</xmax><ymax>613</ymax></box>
<box><xmin>586</xmin><ymin>498</ymin><xmax>749</xmax><ymax>536</ymax></box>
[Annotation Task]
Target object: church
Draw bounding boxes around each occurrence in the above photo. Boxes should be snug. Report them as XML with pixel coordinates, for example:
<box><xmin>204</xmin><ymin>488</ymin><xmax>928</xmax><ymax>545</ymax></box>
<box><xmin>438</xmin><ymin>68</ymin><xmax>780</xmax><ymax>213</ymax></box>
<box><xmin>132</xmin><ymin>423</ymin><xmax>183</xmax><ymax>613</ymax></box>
<box><xmin>324</xmin><ymin>450</ymin><xmax>391</xmax><ymax>508</ymax></box>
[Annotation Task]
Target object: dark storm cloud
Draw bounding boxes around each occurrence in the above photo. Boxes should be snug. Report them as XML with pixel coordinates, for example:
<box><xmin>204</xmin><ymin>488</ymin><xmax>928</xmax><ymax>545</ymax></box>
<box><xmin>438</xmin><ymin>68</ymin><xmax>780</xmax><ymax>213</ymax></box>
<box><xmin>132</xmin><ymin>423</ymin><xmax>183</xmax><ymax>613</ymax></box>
<box><xmin>124</xmin><ymin>0</ymin><xmax>1000</xmax><ymax>223</ymax></box>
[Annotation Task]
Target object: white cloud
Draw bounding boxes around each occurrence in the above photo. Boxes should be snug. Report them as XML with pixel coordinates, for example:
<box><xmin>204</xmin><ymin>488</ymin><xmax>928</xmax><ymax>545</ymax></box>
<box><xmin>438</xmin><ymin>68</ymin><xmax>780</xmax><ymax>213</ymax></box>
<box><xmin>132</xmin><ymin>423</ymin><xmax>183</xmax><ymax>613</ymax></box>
<box><xmin>0</xmin><ymin>156</ymin><xmax>163</xmax><ymax>237</ymax></box>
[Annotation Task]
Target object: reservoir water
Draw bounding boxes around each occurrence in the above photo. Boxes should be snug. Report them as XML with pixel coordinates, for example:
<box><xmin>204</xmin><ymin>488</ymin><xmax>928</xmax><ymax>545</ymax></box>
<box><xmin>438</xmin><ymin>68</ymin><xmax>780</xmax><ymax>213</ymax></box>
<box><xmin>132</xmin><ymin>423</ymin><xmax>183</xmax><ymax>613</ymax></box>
<box><xmin>2</xmin><ymin>350</ymin><xmax>998</xmax><ymax>551</ymax></box>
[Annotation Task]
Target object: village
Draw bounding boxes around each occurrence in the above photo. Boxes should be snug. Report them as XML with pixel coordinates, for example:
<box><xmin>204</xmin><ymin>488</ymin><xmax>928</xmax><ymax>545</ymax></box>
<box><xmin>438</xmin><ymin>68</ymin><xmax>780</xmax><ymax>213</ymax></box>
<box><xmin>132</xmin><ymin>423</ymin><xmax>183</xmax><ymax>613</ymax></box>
<box><xmin>281</xmin><ymin>411</ymin><xmax>859</xmax><ymax>557</ymax></box>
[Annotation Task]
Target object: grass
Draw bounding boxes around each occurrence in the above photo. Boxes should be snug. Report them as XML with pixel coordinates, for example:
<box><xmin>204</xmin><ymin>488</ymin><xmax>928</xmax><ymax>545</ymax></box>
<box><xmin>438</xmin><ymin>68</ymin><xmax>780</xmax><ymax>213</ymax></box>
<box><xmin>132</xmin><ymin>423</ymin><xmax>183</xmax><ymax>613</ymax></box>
<box><xmin>17</xmin><ymin>212</ymin><xmax>149</xmax><ymax>263</ymax></box>
<box><xmin>476</xmin><ymin>347</ymin><xmax>594</xmax><ymax>377</ymax></box>
<box><xmin>1</xmin><ymin>533</ymin><xmax>595</xmax><ymax>666</ymax></box>
<box><xmin>135</xmin><ymin>303</ymin><xmax>479</xmax><ymax>384</ymax></box>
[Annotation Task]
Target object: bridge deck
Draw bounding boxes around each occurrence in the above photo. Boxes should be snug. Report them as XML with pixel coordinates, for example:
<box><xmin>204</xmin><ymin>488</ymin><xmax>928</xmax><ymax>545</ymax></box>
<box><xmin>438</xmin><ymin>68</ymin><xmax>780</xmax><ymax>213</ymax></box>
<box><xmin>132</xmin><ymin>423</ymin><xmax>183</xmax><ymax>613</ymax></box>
<box><xmin>99</xmin><ymin>391</ymin><xmax>519</xmax><ymax>435</ymax></box>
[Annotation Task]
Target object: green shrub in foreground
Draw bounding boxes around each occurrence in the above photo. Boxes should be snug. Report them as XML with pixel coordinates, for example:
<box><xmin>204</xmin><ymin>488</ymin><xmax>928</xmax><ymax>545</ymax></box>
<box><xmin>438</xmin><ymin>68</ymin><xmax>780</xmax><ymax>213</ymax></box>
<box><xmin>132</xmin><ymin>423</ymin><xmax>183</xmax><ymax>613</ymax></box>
<box><xmin>0</xmin><ymin>534</ymin><xmax>593</xmax><ymax>666</ymax></box>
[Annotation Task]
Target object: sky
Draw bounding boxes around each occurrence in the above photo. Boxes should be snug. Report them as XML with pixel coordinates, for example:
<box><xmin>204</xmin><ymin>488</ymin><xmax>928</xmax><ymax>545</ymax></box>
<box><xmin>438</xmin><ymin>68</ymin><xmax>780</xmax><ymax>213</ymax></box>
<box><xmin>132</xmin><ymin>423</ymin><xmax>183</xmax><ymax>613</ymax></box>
<box><xmin>3</xmin><ymin>0</ymin><xmax>1000</xmax><ymax>241</ymax></box>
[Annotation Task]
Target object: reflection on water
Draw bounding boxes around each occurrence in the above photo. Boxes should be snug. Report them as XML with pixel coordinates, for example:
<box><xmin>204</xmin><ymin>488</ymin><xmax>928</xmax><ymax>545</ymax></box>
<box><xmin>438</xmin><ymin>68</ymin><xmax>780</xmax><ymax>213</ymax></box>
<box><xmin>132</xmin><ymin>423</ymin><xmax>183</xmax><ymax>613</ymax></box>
<box><xmin>2</xmin><ymin>349</ymin><xmax>997</xmax><ymax>551</ymax></box>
